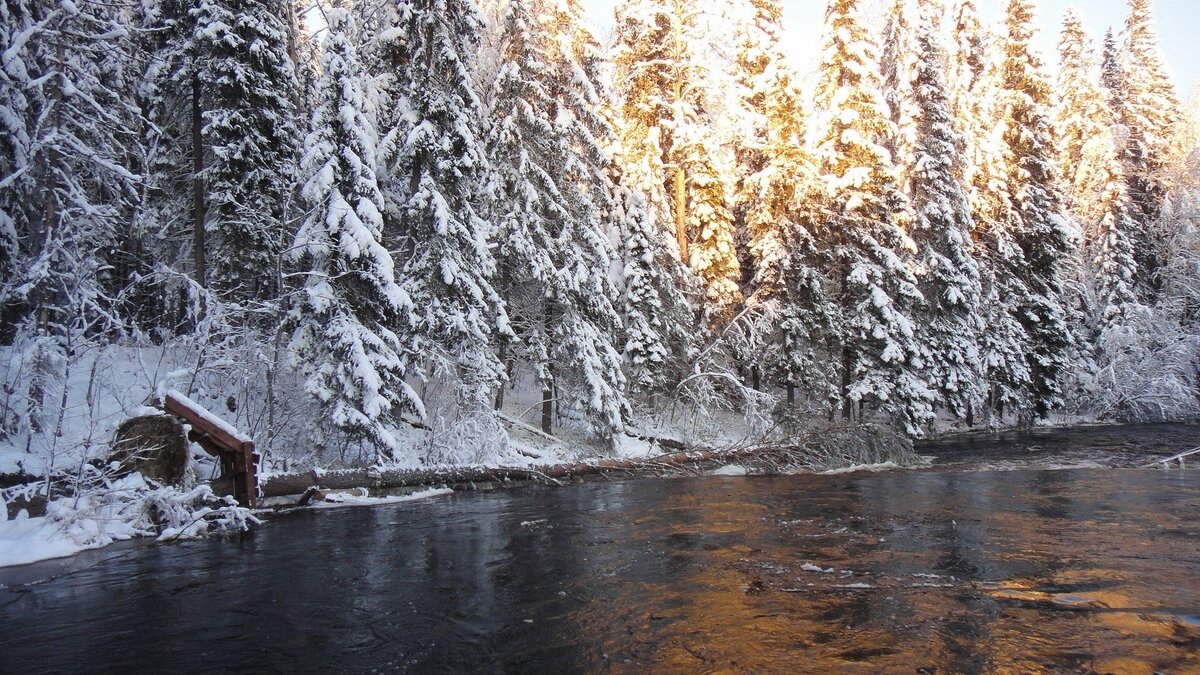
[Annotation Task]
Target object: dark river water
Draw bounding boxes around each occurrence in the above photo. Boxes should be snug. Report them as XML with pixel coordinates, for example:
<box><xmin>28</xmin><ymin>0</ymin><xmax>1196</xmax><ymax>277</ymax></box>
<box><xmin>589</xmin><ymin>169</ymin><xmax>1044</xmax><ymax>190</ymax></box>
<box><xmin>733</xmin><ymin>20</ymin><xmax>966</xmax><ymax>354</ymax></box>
<box><xmin>2</xmin><ymin>425</ymin><xmax>1200</xmax><ymax>673</ymax></box>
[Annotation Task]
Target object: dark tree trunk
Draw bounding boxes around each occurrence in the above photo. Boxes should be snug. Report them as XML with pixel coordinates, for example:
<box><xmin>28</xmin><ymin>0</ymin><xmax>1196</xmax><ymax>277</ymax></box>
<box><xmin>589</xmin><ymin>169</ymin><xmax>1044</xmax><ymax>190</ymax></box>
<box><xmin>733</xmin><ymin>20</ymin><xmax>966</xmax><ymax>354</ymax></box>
<box><xmin>841</xmin><ymin>348</ymin><xmax>854</xmax><ymax>422</ymax></box>
<box><xmin>541</xmin><ymin>386</ymin><xmax>552</xmax><ymax>435</ymax></box>
<box><xmin>191</xmin><ymin>74</ymin><xmax>206</xmax><ymax>301</ymax></box>
<box><xmin>494</xmin><ymin>343</ymin><xmax>509</xmax><ymax>411</ymax></box>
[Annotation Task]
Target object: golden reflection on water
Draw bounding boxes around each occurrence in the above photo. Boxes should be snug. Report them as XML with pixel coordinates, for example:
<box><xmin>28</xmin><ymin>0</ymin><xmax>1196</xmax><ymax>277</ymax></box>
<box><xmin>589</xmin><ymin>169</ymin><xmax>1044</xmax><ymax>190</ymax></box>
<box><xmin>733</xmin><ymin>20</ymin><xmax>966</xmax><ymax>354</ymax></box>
<box><xmin>559</xmin><ymin>472</ymin><xmax>1200</xmax><ymax>674</ymax></box>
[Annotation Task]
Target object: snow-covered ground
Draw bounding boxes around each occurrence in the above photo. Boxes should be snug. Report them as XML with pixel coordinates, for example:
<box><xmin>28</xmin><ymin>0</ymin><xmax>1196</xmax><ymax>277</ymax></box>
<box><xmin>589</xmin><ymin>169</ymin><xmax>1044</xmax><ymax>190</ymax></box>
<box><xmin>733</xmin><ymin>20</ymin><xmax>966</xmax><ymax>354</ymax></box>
<box><xmin>0</xmin><ymin>474</ymin><xmax>253</xmax><ymax>567</ymax></box>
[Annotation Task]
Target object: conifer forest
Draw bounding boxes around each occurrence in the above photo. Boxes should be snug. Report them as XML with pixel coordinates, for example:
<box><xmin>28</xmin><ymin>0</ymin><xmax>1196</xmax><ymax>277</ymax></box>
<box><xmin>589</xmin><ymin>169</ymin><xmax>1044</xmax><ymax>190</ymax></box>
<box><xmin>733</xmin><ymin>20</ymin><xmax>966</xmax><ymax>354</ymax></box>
<box><xmin>3</xmin><ymin>0</ymin><xmax>1199</xmax><ymax>476</ymax></box>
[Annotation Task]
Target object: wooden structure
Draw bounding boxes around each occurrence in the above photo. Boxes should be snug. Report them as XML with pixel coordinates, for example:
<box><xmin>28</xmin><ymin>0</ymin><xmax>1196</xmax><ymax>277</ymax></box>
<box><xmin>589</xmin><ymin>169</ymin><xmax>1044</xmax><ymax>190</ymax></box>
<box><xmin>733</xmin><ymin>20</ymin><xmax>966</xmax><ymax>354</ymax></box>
<box><xmin>164</xmin><ymin>391</ymin><xmax>259</xmax><ymax>508</ymax></box>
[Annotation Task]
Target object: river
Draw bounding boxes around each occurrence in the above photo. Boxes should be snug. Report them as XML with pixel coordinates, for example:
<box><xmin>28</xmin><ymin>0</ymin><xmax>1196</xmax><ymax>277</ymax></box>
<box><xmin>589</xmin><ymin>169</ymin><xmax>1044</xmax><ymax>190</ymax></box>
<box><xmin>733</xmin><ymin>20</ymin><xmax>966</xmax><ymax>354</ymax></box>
<box><xmin>2</xmin><ymin>425</ymin><xmax>1199</xmax><ymax>673</ymax></box>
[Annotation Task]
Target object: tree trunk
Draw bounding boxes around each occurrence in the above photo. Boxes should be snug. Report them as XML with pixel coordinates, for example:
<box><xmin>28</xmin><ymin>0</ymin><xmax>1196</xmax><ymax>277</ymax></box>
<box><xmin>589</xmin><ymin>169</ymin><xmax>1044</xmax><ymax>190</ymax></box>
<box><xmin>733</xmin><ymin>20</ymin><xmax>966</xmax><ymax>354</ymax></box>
<box><xmin>29</xmin><ymin>53</ymin><xmax>63</xmax><ymax>437</ymax></box>
<box><xmin>261</xmin><ymin>441</ymin><xmax>819</xmax><ymax>498</ymax></box>
<box><xmin>787</xmin><ymin>383</ymin><xmax>795</xmax><ymax>407</ymax></box>
<box><xmin>673</xmin><ymin>166</ymin><xmax>688</xmax><ymax>262</ymax></box>
<box><xmin>541</xmin><ymin>384</ymin><xmax>553</xmax><ymax>435</ymax></box>
<box><xmin>494</xmin><ymin>343</ymin><xmax>508</xmax><ymax>411</ymax></box>
<box><xmin>191</xmin><ymin>74</ymin><xmax>206</xmax><ymax>301</ymax></box>
<box><xmin>670</xmin><ymin>0</ymin><xmax>688</xmax><ymax>264</ymax></box>
<box><xmin>284</xmin><ymin>0</ymin><xmax>304</xmax><ymax>108</ymax></box>
<box><xmin>841</xmin><ymin>348</ymin><xmax>854</xmax><ymax>422</ymax></box>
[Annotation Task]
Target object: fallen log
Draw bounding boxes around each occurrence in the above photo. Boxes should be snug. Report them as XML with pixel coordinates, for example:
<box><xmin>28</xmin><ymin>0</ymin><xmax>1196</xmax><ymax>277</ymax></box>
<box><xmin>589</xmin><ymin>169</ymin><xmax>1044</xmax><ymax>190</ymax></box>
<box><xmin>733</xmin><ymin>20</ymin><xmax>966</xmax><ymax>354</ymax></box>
<box><xmin>262</xmin><ymin>445</ymin><xmax>766</xmax><ymax>498</ymax></box>
<box><xmin>264</xmin><ymin>441</ymin><xmax>806</xmax><ymax>494</ymax></box>
<box><xmin>259</xmin><ymin>424</ymin><xmax>917</xmax><ymax>499</ymax></box>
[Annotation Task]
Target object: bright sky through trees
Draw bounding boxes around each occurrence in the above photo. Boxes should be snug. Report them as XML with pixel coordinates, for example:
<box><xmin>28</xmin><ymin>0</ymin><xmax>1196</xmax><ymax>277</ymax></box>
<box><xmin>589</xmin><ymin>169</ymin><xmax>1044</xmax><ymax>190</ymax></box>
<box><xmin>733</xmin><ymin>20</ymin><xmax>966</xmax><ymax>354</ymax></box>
<box><xmin>582</xmin><ymin>0</ymin><xmax>1199</xmax><ymax>91</ymax></box>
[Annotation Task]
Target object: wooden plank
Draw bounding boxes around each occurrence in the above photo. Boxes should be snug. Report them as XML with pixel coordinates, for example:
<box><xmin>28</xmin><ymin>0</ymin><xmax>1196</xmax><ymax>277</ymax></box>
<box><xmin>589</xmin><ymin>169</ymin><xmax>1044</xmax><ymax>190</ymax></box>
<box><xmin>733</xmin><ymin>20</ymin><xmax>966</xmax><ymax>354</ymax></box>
<box><xmin>163</xmin><ymin>392</ymin><xmax>258</xmax><ymax>508</ymax></box>
<box><xmin>164</xmin><ymin>392</ymin><xmax>248</xmax><ymax>453</ymax></box>
<box><xmin>237</xmin><ymin>441</ymin><xmax>258</xmax><ymax>508</ymax></box>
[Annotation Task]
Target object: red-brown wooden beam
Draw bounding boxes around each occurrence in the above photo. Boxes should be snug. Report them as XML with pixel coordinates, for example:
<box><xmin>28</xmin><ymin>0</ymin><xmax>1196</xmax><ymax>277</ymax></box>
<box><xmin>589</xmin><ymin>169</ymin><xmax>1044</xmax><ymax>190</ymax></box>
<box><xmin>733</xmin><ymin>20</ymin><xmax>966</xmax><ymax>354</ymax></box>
<box><xmin>164</xmin><ymin>391</ymin><xmax>259</xmax><ymax>508</ymax></box>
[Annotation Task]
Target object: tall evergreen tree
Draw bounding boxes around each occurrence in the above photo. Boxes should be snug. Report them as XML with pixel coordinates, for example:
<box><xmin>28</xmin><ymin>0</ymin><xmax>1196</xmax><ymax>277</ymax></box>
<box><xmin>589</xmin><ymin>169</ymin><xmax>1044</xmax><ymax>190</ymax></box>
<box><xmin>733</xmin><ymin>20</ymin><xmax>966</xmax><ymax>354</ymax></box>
<box><xmin>1055</xmin><ymin>7</ymin><xmax>1140</xmax><ymax>335</ymax></box>
<box><xmin>684</xmin><ymin>129</ymin><xmax>742</xmax><ymax>324</ymax></box>
<box><xmin>1119</xmin><ymin>0</ymin><xmax>1183</xmax><ymax>285</ymax></box>
<box><xmin>948</xmin><ymin>0</ymin><xmax>1033</xmax><ymax>422</ymax></box>
<box><xmin>137</xmin><ymin>0</ymin><xmax>299</xmax><ymax>309</ymax></box>
<box><xmin>607</xmin><ymin>0</ymin><xmax>699</xmax><ymax>392</ymax></box>
<box><xmin>947</xmin><ymin>0</ymin><xmax>987</xmax><ymax>137</ymax></box>
<box><xmin>608</xmin><ymin>163</ymin><xmax>695</xmax><ymax>394</ymax></box>
<box><xmin>733</xmin><ymin>0</ymin><xmax>810</xmax><ymax>297</ymax></box>
<box><xmin>879</xmin><ymin>0</ymin><xmax>920</xmax><ymax>190</ymax></box>
<box><xmin>611</xmin><ymin>0</ymin><xmax>740</xmax><ymax>317</ymax></box>
<box><xmin>134</xmin><ymin>0</ymin><xmax>202</xmax><ymax>326</ymax></box>
<box><xmin>1057</xmin><ymin>10</ymin><xmax>1115</xmax><ymax>225</ymax></box>
<box><xmin>813</xmin><ymin>0</ymin><xmax>932</xmax><ymax>434</ymax></box>
<box><xmin>909</xmin><ymin>20</ymin><xmax>984</xmax><ymax>422</ymax></box>
<box><xmin>1100</xmin><ymin>29</ymin><xmax>1126</xmax><ymax>116</ymax></box>
<box><xmin>999</xmin><ymin>0</ymin><xmax>1074</xmax><ymax>419</ymax></box>
<box><xmin>611</xmin><ymin>0</ymin><xmax>690</xmax><ymax>261</ymax></box>
<box><xmin>379</xmin><ymin>0</ymin><xmax>508</xmax><ymax>405</ymax></box>
<box><xmin>487</xmin><ymin>0</ymin><xmax>628</xmax><ymax>439</ymax></box>
<box><xmin>733</xmin><ymin>0</ymin><xmax>832</xmax><ymax>400</ymax></box>
<box><xmin>290</xmin><ymin>9</ymin><xmax>421</xmax><ymax>457</ymax></box>
<box><xmin>194</xmin><ymin>0</ymin><xmax>299</xmax><ymax>303</ymax></box>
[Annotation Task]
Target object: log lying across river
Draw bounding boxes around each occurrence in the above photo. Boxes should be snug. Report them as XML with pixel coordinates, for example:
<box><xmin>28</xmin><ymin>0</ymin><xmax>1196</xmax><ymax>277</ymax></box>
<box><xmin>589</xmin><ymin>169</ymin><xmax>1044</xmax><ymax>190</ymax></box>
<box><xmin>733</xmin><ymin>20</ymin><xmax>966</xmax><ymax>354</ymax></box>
<box><xmin>260</xmin><ymin>424</ymin><xmax>917</xmax><ymax>498</ymax></box>
<box><xmin>260</xmin><ymin>445</ymin><xmax>768</xmax><ymax>498</ymax></box>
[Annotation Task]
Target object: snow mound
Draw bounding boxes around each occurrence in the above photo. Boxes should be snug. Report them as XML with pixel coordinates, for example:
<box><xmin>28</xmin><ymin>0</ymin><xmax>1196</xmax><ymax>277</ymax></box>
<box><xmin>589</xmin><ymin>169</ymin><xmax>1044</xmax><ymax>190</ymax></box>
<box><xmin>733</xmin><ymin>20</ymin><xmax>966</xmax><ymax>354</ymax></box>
<box><xmin>310</xmin><ymin>488</ymin><xmax>453</xmax><ymax>510</ymax></box>
<box><xmin>0</xmin><ymin>476</ymin><xmax>255</xmax><ymax>568</ymax></box>
<box><xmin>820</xmin><ymin>461</ymin><xmax>903</xmax><ymax>475</ymax></box>
<box><xmin>0</xmin><ymin>510</ymin><xmax>94</xmax><ymax>568</ymax></box>
<box><xmin>711</xmin><ymin>464</ymin><xmax>749</xmax><ymax>476</ymax></box>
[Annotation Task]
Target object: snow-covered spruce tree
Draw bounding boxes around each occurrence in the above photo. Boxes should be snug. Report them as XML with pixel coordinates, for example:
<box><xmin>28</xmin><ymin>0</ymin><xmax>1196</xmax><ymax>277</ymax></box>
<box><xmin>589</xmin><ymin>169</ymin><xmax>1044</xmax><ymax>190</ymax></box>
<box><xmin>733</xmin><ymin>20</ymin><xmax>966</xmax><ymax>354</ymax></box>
<box><xmin>879</xmin><ymin>0</ymin><xmax>920</xmax><ymax>192</ymax></box>
<box><xmin>998</xmin><ymin>0</ymin><xmax>1074</xmax><ymax>421</ymax></box>
<box><xmin>947</xmin><ymin>0</ymin><xmax>987</xmax><ymax>139</ymax></box>
<box><xmin>812</xmin><ymin>0</ymin><xmax>932</xmax><ymax>434</ymax></box>
<box><xmin>0</xmin><ymin>0</ymin><xmax>140</xmax><ymax>438</ymax></box>
<box><xmin>541</xmin><ymin>0</ymin><xmax>621</xmax><ymax>220</ymax></box>
<box><xmin>733</xmin><ymin>0</ymin><xmax>805</xmax><ymax>297</ymax></box>
<box><xmin>611</xmin><ymin>0</ymin><xmax>740</xmax><ymax>322</ymax></box>
<box><xmin>1100</xmin><ymin>28</ymin><xmax>1125</xmax><ymax>106</ymax></box>
<box><xmin>1055</xmin><ymin>8</ymin><xmax>1140</xmax><ymax>337</ymax></box>
<box><xmin>909</xmin><ymin>21</ymin><xmax>984</xmax><ymax>423</ymax></box>
<box><xmin>1118</xmin><ymin>0</ymin><xmax>1182</xmax><ymax>289</ymax></box>
<box><xmin>289</xmin><ymin>9</ymin><xmax>421</xmax><ymax>459</ymax></box>
<box><xmin>135</xmin><ymin>0</ymin><xmax>299</xmax><ymax>312</ymax></box>
<box><xmin>132</xmin><ymin>0</ymin><xmax>202</xmax><ymax>330</ymax></box>
<box><xmin>486</xmin><ymin>0</ymin><xmax>628</xmax><ymax>439</ymax></box>
<box><xmin>604</xmin><ymin>131</ymin><xmax>700</xmax><ymax>391</ymax></box>
<box><xmin>193</xmin><ymin>0</ymin><xmax>299</xmax><ymax>303</ymax></box>
<box><xmin>946</xmin><ymin>0</ymin><xmax>1032</xmax><ymax>423</ymax></box>
<box><xmin>772</xmin><ymin>216</ymin><xmax>842</xmax><ymax>410</ymax></box>
<box><xmin>1057</xmin><ymin>10</ymin><xmax>1117</xmax><ymax>228</ymax></box>
<box><xmin>611</xmin><ymin>0</ymin><xmax>688</xmax><ymax>260</ymax></box>
<box><xmin>378</xmin><ymin>0</ymin><xmax>507</xmax><ymax>406</ymax></box>
<box><xmin>607</xmin><ymin>2</ymin><xmax>699</xmax><ymax>394</ymax></box>
<box><xmin>683</xmin><ymin>128</ymin><xmax>742</xmax><ymax>325</ymax></box>
<box><xmin>731</xmin><ymin>0</ymin><xmax>833</xmax><ymax>403</ymax></box>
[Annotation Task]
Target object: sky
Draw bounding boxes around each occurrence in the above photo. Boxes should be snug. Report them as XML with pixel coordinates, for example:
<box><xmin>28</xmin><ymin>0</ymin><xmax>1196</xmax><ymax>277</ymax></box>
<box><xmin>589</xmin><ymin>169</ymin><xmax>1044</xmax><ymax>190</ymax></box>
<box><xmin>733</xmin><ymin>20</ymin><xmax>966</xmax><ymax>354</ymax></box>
<box><xmin>581</xmin><ymin>0</ymin><xmax>1199</xmax><ymax>95</ymax></box>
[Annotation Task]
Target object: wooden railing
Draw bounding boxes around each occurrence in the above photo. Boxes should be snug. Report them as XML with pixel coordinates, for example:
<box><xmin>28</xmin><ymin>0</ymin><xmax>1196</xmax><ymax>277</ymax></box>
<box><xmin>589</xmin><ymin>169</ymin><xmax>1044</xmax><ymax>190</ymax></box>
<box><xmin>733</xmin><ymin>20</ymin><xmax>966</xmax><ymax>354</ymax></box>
<box><xmin>165</xmin><ymin>391</ymin><xmax>259</xmax><ymax>508</ymax></box>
